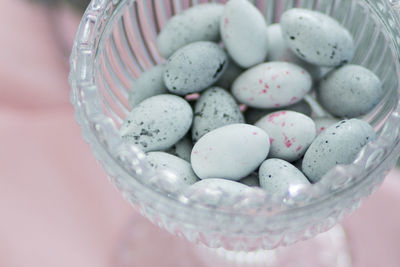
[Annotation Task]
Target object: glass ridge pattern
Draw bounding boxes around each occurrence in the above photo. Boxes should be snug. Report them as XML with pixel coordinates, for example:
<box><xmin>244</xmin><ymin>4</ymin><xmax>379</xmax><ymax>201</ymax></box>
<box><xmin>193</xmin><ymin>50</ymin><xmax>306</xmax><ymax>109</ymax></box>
<box><xmin>70</xmin><ymin>0</ymin><xmax>400</xmax><ymax>250</ymax></box>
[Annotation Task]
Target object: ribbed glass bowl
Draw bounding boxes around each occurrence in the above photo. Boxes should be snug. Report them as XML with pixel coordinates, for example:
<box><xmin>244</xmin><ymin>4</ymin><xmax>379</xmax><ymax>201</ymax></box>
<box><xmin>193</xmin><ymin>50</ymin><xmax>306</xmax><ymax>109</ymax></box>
<box><xmin>70</xmin><ymin>0</ymin><xmax>400</xmax><ymax>251</ymax></box>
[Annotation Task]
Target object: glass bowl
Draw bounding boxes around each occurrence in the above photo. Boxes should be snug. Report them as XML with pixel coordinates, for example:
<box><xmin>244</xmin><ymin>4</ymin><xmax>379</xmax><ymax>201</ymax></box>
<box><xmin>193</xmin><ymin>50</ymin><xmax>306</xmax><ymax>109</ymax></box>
<box><xmin>69</xmin><ymin>0</ymin><xmax>400</xmax><ymax>252</ymax></box>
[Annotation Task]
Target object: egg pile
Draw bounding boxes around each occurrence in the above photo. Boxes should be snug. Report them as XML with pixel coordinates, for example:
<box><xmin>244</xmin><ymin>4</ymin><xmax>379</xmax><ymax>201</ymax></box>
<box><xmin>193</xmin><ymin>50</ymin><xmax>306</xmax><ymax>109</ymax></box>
<box><xmin>120</xmin><ymin>0</ymin><xmax>382</xmax><ymax>201</ymax></box>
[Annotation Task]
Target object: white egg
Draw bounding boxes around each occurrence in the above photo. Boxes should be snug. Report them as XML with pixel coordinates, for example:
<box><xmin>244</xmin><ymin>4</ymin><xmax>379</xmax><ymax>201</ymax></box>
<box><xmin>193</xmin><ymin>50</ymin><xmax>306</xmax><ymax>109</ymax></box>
<box><xmin>164</xmin><ymin>42</ymin><xmax>228</xmax><ymax>95</ymax></box>
<box><xmin>147</xmin><ymin>152</ymin><xmax>198</xmax><ymax>186</ymax></box>
<box><xmin>157</xmin><ymin>3</ymin><xmax>224</xmax><ymax>58</ymax></box>
<box><xmin>280</xmin><ymin>8</ymin><xmax>355</xmax><ymax>67</ymax></box>
<box><xmin>232</xmin><ymin>62</ymin><xmax>312</xmax><ymax>109</ymax></box>
<box><xmin>120</xmin><ymin>94</ymin><xmax>193</xmax><ymax>152</ymax></box>
<box><xmin>255</xmin><ymin>111</ymin><xmax>316</xmax><ymax>162</ymax></box>
<box><xmin>266</xmin><ymin>24</ymin><xmax>323</xmax><ymax>80</ymax></box>
<box><xmin>302</xmin><ymin>119</ymin><xmax>376</xmax><ymax>183</ymax></box>
<box><xmin>259</xmin><ymin>158</ymin><xmax>310</xmax><ymax>196</ymax></box>
<box><xmin>220</xmin><ymin>0</ymin><xmax>268</xmax><ymax>68</ymax></box>
<box><xmin>192</xmin><ymin>87</ymin><xmax>244</xmax><ymax>142</ymax></box>
<box><xmin>191</xmin><ymin>124</ymin><xmax>270</xmax><ymax>180</ymax></box>
<box><xmin>128</xmin><ymin>65</ymin><xmax>168</xmax><ymax>108</ymax></box>
<box><xmin>318</xmin><ymin>65</ymin><xmax>383</xmax><ymax>118</ymax></box>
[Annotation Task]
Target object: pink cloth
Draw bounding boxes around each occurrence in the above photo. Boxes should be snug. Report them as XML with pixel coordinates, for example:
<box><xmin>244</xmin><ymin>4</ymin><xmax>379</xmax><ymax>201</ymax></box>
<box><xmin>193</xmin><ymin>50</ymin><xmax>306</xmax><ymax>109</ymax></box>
<box><xmin>0</xmin><ymin>1</ymin><xmax>399</xmax><ymax>267</ymax></box>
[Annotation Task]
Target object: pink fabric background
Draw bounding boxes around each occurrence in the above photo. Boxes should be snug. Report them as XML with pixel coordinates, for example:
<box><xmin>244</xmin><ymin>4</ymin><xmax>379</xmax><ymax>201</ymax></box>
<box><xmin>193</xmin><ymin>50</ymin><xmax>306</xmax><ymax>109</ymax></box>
<box><xmin>0</xmin><ymin>1</ymin><xmax>399</xmax><ymax>266</ymax></box>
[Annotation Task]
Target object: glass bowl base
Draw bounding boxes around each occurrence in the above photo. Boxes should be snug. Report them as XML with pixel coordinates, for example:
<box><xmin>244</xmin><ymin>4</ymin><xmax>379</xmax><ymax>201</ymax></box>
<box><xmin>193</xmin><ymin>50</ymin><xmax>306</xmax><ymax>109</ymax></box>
<box><xmin>117</xmin><ymin>214</ymin><xmax>351</xmax><ymax>267</ymax></box>
<box><xmin>197</xmin><ymin>225</ymin><xmax>351</xmax><ymax>267</ymax></box>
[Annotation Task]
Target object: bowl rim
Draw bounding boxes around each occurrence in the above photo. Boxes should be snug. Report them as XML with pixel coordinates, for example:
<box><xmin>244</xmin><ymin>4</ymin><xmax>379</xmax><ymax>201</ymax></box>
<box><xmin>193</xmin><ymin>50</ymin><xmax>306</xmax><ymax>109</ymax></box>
<box><xmin>69</xmin><ymin>0</ymin><xmax>400</xmax><ymax>222</ymax></box>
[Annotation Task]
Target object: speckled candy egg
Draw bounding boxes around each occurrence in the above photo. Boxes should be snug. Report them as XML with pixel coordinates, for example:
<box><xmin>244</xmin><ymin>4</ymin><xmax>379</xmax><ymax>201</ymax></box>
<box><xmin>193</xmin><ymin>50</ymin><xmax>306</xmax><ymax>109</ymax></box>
<box><xmin>120</xmin><ymin>94</ymin><xmax>193</xmax><ymax>152</ymax></box>
<box><xmin>267</xmin><ymin>24</ymin><xmax>323</xmax><ymax>80</ymax></box>
<box><xmin>318</xmin><ymin>65</ymin><xmax>383</xmax><ymax>118</ymax></box>
<box><xmin>259</xmin><ymin>159</ymin><xmax>310</xmax><ymax>195</ymax></box>
<box><xmin>147</xmin><ymin>152</ymin><xmax>198</xmax><ymax>186</ymax></box>
<box><xmin>255</xmin><ymin>111</ymin><xmax>317</xmax><ymax>162</ymax></box>
<box><xmin>165</xmin><ymin>135</ymin><xmax>193</xmax><ymax>162</ymax></box>
<box><xmin>281</xmin><ymin>8</ymin><xmax>355</xmax><ymax>67</ymax></box>
<box><xmin>164</xmin><ymin>42</ymin><xmax>228</xmax><ymax>95</ymax></box>
<box><xmin>191</xmin><ymin>124</ymin><xmax>270</xmax><ymax>180</ymax></box>
<box><xmin>220</xmin><ymin>0</ymin><xmax>268</xmax><ymax>68</ymax></box>
<box><xmin>192</xmin><ymin>87</ymin><xmax>244</xmax><ymax>142</ymax></box>
<box><xmin>245</xmin><ymin>100</ymin><xmax>312</xmax><ymax>125</ymax></box>
<box><xmin>314</xmin><ymin>117</ymin><xmax>341</xmax><ymax>135</ymax></box>
<box><xmin>157</xmin><ymin>3</ymin><xmax>224</xmax><ymax>58</ymax></box>
<box><xmin>232</xmin><ymin>62</ymin><xmax>312</xmax><ymax>108</ymax></box>
<box><xmin>128</xmin><ymin>65</ymin><xmax>167</xmax><ymax>108</ymax></box>
<box><xmin>302</xmin><ymin>119</ymin><xmax>376</xmax><ymax>183</ymax></box>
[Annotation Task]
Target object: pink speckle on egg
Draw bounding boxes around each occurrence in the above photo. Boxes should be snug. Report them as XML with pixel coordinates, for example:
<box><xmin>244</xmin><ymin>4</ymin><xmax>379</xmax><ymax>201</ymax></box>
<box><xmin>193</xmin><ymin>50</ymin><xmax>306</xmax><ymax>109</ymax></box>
<box><xmin>274</xmin><ymin>104</ymin><xmax>281</xmax><ymax>107</ymax></box>
<box><xmin>249</xmin><ymin>97</ymin><xmax>255</xmax><ymax>101</ymax></box>
<box><xmin>290</xmin><ymin>96</ymin><xmax>298</xmax><ymax>103</ymax></box>
<box><xmin>270</xmin><ymin>138</ymin><xmax>275</xmax><ymax>144</ymax></box>
<box><xmin>296</xmin><ymin>146</ymin><xmax>303</xmax><ymax>152</ymax></box>
<box><xmin>264</xmin><ymin>83</ymin><xmax>269</xmax><ymax>89</ymax></box>
<box><xmin>281</xmin><ymin>122</ymin><xmax>286</xmax><ymax>127</ymax></box>
<box><xmin>268</xmin><ymin>111</ymin><xmax>286</xmax><ymax>122</ymax></box>
<box><xmin>193</xmin><ymin>151</ymin><xmax>199</xmax><ymax>155</ymax></box>
<box><xmin>301</xmin><ymin>70</ymin><xmax>305</xmax><ymax>74</ymax></box>
<box><xmin>224</xmin><ymin>18</ymin><xmax>229</xmax><ymax>27</ymax></box>
<box><xmin>262</xmin><ymin>89</ymin><xmax>267</xmax><ymax>94</ymax></box>
<box><xmin>259</xmin><ymin>79</ymin><xmax>263</xmax><ymax>84</ymax></box>
<box><xmin>272</xmin><ymin>74</ymin><xmax>279</xmax><ymax>80</ymax></box>
<box><xmin>253</xmin><ymin>132</ymin><xmax>258</xmax><ymax>135</ymax></box>
<box><xmin>282</xmin><ymin>133</ymin><xmax>296</xmax><ymax>148</ymax></box>
<box><xmin>277</xmin><ymin>85</ymin><xmax>281</xmax><ymax>89</ymax></box>
<box><xmin>284</xmin><ymin>139</ymin><xmax>292</xmax><ymax>148</ymax></box>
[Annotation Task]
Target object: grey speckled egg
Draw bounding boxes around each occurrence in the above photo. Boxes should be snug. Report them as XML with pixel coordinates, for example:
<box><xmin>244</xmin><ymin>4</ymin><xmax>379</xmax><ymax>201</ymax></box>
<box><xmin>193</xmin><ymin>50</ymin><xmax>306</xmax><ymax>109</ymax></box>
<box><xmin>215</xmin><ymin>57</ymin><xmax>244</xmax><ymax>90</ymax></box>
<box><xmin>192</xmin><ymin>87</ymin><xmax>244</xmax><ymax>142</ymax></box>
<box><xmin>239</xmin><ymin>172</ymin><xmax>260</xmax><ymax>187</ymax></box>
<box><xmin>245</xmin><ymin>100</ymin><xmax>312</xmax><ymax>125</ymax></box>
<box><xmin>232</xmin><ymin>62</ymin><xmax>312</xmax><ymax>108</ymax></box>
<box><xmin>147</xmin><ymin>152</ymin><xmax>198</xmax><ymax>186</ymax></box>
<box><xmin>314</xmin><ymin>117</ymin><xmax>341</xmax><ymax>135</ymax></box>
<box><xmin>157</xmin><ymin>3</ymin><xmax>224</xmax><ymax>58</ymax></box>
<box><xmin>281</xmin><ymin>8</ymin><xmax>355</xmax><ymax>67</ymax></box>
<box><xmin>165</xmin><ymin>135</ymin><xmax>193</xmax><ymax>162</ymax></box>
<box><xmin>267</xmin><ymin>24</ymin><xmax>323</xmax><ymax>80</ymax></box>
<box><xmin>220</xmin><ymin>0</ymin><xmax>268</xmax><ymax>68</ymax></box>
<box><xmin>164</xmin><ymin>42</ymin><xmax>228</xmax><ymax>95</ymax></box>
<box><xmin>255</xmin><ymin>111</ymin><xmax>316</xmax><ymax>162</ymax></box>
<box><xmin>191</xmin><ymin>124</ymin><xmax>270</xmax><ymax>180</ymax></box>
<box><xmin>259</xmin><ymin>159</ymin><xmax>310</xmax><ymax>196</ymax></box>
<box><xmin>317</xmin><ymin>65</ymin><xmax>383</xmax><ymax>118</ymax></box>
<box><xmin>120</xmin><ymin>94</ymin><xmax>193</xmax><ymax>152</ymax></box>
<box><xmin>302</xmin><ymin>119</ymin><xmax>376</xmax><ymax>183</ymax></box>
<box><xmin>128</xmin><ymin>65</ymin><xmax>167</xmax><ymax>108</ymax></box>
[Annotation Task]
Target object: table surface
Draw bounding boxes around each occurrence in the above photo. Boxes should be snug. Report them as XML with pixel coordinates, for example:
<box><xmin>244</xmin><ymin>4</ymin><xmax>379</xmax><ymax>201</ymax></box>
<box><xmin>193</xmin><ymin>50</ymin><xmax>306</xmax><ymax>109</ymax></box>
<box><xmin>0</xmin><ymin>1</ymin><xmax>399</xmax><ymax>267</ymax></box>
